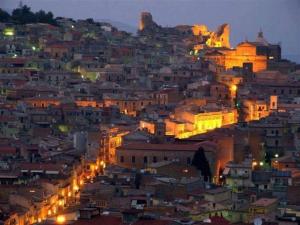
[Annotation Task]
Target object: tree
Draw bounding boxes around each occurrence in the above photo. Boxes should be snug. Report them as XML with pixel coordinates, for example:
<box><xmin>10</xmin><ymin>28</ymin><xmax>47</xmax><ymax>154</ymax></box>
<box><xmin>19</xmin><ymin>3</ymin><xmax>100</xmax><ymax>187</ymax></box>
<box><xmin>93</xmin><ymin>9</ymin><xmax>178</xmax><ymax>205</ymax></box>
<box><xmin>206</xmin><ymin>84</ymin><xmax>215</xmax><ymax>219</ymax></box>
<box><xmin>192</xmin><ymin>147</ymin><xmax>212</xmax><ymax>182</ymax></box>
<box><xmin>9</xmin><ymin>5</ymin><xmax>57</xmax><ymax>25</ymax></box>
<box><xmin>86</xmin><ymin>18</ymin><xmax>94</xmax><ymax>24</ymax></box>
<box><xmin>0</xmin><ymin>9</ymin><xmax>11</xmax><ymax>22</ymax></box>
<box><xmin>35</xmin><ymin>10</ymin><xmax>56</xmax><ymax>25</ymax></box>
<box><xmin>11</xmin><ymin>5</ymin><xmax>36</xmax><ymax>24</ymax></box>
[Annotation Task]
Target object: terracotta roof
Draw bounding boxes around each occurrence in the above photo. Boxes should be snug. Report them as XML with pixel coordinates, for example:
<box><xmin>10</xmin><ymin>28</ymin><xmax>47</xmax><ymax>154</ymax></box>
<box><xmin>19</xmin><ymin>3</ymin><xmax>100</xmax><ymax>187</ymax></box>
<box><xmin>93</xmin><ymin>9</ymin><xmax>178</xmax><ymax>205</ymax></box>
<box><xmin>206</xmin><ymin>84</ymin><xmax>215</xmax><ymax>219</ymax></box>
<box><xmin>287</xmin><ymin>186</ymin><xmax>300</xmax><ymax>205</ymax></box>
<box><xmin>17</xmin><ymin>162</ymin><xmax>63</xmax><ymax>172</ymax></box>
<box><xmin>72</xmin><ymin>215</ymin><xmax>123</xmax><ymax>225</ymax></box>
<box><xmin>0</xmin><ymin>116</ymin><xmax>16</xmax><ymax>122</ymax></box>
<box><xmin>0</xmin><ymin>146</ymin><xmax>16</xmax><ymax>155</ymax></box>
<box><xmin>133</xmin><ymin>220</ymin><xmax>173</xmax><ymax>225</ymax></box>
<box><xmin>209</xmin><ymin>216</ymin><xmax>231</xmax><ymax>225</ymax></box>
<box><xmin>118</xmin><ymin>142</ymin><xmax>201</xmax><ymax>152</ymax></box>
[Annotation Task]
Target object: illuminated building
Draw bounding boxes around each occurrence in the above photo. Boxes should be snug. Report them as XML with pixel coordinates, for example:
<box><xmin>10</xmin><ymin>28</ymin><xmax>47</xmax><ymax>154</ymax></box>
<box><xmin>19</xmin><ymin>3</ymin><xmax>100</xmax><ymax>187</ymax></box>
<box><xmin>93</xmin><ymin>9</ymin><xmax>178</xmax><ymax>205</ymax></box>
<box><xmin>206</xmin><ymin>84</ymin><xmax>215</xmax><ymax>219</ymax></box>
<box><xmin>139</xmin><ymin>106</ymin><xmax>237</xmax><ymax>139</ymax></box>
<box><xmin>166</xmin><ymin>107</ymin><xmax>237</xmax><ymax>139</ymax></box>
<box><xmin>192</xmin><ymin>24</ymin><xmax>230</xmax><ymax>48</ymax></box>
<box><xmin>205</xmin><ymin>41</ymin><xmax>267</xmax><ymax>72</ymax></box>
<box><xmin>116</xmin><ymin>142</ymin><xmax>216</xmax><ymax>173</ymax></box>
<box><xmin>99</xmin><ymin>126</ymin><xmax>129</xmax><ymax>163</ymax></box>
<box><xmin>243</xmin><ymin>99</ymin><xmax>271</xmax><ymax>122</ymax></box>
<box><xmin>103</xmin><ymin>93</ymin><xmax>154</xmax><ymax>117</ymax></box>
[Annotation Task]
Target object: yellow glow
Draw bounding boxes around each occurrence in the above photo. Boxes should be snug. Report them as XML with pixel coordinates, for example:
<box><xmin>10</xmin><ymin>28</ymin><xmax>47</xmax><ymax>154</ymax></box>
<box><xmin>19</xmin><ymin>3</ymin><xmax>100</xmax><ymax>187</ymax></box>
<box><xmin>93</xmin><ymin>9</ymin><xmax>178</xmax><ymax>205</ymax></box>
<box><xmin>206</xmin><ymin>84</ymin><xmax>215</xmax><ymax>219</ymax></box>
<box><xmin>79</xmin><ymin>180</ymin><xmax>84</xmax><ymax>186</ymax></box>
<box><xmin>73</xmin><ymin>185</ymin><xmax>79</xmax><ymax>192</ymax></box>
<box><xmin>38</xmin><ymin>218</ymin><xmax>42</xmax><ymax>223</ymax></box>
<box><xmin>48</xmin><ymin>209</ymin><xmax>52</xmax><ymax>216</ymax></box>
<box><xmin>259</xmin><ymin>162</ymin><xmax>264</xmax><ymax>166</ymax></box>
<box><xmin>68</xmin><ymin>191</ymin><xmax>71</xmax><ymax>197</ymax></box>
<box><xmin>3</xmin><ymin>28</ymin><xmax>15</xmax><ymax>36</ymax></box>
<box><xmin>56</xmin><ymin>215</ymin><xmax>66</xmax><ymax>224</ymax></box>
<box><xmin>275</xmin><ymin>154</ymin><xmax>279</xmax><ymax>158</ymax></box>
<box><xmin>231</xmin><ymin>85</ymin><xmax>237</xmax><ymax>92</ymax></box>
<box><xmin>252</xmin><ymin>161</ymin><xmax>258</xmax><ymax>166</ymax></box>
<box><xmin>58</xmin><ymin>199</ymin><xmax>64</xmax><ymax>206</ymax></box>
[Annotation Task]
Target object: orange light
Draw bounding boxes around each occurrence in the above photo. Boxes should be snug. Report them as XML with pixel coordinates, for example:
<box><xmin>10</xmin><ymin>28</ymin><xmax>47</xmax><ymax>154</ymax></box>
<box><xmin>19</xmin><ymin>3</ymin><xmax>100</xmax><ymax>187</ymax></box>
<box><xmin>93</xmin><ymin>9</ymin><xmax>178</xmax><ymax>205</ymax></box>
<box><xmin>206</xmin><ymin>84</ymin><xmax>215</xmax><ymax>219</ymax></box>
<box><xmin>231</xmin><ymin>85</ymin><xmax>237</xmax><ymax>92</ymax></box>
<box><xmin>48</xmin><ymin>209</ymin><xmax>52</xmax><ymax>216</ymax></box>
<box><xmin>56</xmin><ymin>215</ymin><xmax>66</xmax><ymax>224</ymax></box>
<box><xmin>73</xmin><ymin>185</ymin><xmax>79</xmax><ymax>192</ymax></box>
<box><xmin>58</xmin><ymin>199</ymin><xmax>64</xmax><ymax>206</ymax></box>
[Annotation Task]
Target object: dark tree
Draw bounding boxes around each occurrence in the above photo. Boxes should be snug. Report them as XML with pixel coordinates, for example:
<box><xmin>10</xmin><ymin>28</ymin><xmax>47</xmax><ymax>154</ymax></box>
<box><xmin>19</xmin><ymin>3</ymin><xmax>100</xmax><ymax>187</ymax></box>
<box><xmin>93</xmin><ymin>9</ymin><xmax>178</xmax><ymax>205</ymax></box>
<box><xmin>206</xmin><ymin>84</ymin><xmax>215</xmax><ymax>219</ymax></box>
<box><xmin>265</xmin><ymin>151</ymin><xmax>272</xmax><ymax>166</ymax></box>
<box><xmin>35</xmin><ymin>10</ymin><xmax>56</xmax><ymax>25</ymax></box>
<box><xmin>9</xmin><ymin>5</ymin><xmax>57</xmax><ymax>25</ymax></box>
<box><xmin>134</xmin><ymin>172</ymin><xmax>142</xmax><ymax>189</ymax></box>
<box><xmin>11</xmin><ymin>5</ymin><xmax>36</xmax><ymax>24</ymax></box>
<box><xmin>86</xmin><ymin>18</ymin><xmax>94</xmax><ymax>24</ymax></box>
<box><xmin>192</xmin><ymin>147</ymin><xmax>212</xmax><ymax>182</ymax></box>
<box><xmin>0</xmin><ymin>9</ymin><xmax>11</xmax><ymax>22</ymax></box>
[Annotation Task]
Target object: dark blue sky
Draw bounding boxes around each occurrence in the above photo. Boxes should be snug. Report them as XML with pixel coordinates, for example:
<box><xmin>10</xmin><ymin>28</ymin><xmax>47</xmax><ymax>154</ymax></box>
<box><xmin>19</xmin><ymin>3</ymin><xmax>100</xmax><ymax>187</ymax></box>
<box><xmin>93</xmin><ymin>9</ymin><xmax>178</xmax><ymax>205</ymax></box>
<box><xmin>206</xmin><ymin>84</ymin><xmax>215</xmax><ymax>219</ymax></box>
<box><xmin>2</xmin><ymin>0</ymin><xmax>300</xmax><ymax>62</ymax></box>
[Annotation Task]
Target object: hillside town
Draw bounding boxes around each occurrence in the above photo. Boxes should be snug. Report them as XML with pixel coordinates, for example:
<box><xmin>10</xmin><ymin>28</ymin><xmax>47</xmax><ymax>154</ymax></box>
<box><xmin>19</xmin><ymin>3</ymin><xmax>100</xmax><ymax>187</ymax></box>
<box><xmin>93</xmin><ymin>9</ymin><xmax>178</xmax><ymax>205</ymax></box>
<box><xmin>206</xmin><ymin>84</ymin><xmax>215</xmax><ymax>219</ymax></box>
<box><xmin>0</xmin><ymin>4</ymin><xmax>300</xmax><ymax>225</ymax></box>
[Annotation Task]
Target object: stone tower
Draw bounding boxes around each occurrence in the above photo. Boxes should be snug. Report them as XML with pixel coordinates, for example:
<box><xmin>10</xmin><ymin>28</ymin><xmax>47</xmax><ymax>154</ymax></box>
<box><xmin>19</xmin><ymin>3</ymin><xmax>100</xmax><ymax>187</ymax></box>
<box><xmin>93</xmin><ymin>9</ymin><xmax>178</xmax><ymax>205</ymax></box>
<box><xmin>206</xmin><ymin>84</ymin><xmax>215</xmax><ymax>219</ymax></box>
<box><xmin>139</xmin><ymin>12</ymin><xmax>159</xmax><ymax>32</ymax></box>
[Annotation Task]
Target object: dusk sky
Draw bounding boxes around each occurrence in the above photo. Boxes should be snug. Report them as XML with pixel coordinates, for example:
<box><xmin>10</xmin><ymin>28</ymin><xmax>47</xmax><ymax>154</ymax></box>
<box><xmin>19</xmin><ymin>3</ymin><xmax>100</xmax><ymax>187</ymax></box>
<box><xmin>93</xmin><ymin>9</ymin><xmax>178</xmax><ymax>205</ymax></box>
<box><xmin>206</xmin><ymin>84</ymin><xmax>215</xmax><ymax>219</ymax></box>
<box><xmin>2</xmin><ymin>0</ymin><xmax>300</xmax><ymax>62</ymax></box>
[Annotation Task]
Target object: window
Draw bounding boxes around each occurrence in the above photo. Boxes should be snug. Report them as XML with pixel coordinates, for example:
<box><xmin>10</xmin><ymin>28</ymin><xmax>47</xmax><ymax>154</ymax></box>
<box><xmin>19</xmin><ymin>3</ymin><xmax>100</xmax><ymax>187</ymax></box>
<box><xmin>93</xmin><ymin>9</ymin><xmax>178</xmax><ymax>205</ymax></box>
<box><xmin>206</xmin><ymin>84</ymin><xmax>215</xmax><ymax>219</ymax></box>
<box><xmin>187</xmin><ymin>157</ymin><xmax>191</xmax><ymax>164</ymax></box>
<box><xmin>164</xmin><ymin>156</ymin><xmax>168</xmax><ymax>161</ymax></box>
<box><xmin>144</xmin><ymin>156</ymin><xmax>148</xmax><ymax>164</ymax></box>
<box><xmin>153</xmin><ymin>156</ymin><xmax>157</xmax><ymax>163</ymax></box>
<box><xmin>132</xmin><ymin>156</ymin><xmax>135</xmax><ymax>163</ymax></box>
<box><xmin>120</xmin><ymin>156</ymin><xmax>124</xmax><ymax>163</ymax></box>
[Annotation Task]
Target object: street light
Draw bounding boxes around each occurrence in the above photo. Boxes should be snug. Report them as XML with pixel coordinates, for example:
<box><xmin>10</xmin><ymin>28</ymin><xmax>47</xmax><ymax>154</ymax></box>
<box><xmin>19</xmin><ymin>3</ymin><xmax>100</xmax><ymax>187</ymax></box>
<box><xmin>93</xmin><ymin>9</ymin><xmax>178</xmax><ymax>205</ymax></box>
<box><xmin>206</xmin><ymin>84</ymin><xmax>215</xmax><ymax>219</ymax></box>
<box><xmin>56</xmin><ymin>215</ymin><xmax>66</xmax><ymax>224</ymax></box>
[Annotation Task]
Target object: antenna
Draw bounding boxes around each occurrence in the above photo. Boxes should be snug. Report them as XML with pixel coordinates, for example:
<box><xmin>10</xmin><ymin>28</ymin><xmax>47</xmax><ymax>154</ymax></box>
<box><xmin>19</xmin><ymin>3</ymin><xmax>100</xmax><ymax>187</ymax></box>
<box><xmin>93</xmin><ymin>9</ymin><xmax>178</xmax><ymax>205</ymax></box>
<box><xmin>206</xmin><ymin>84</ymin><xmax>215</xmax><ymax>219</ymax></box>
<box><xmin>19</xmin><ymin>0</ymin><xmax>23</xmax><ymax>8</ymax></box>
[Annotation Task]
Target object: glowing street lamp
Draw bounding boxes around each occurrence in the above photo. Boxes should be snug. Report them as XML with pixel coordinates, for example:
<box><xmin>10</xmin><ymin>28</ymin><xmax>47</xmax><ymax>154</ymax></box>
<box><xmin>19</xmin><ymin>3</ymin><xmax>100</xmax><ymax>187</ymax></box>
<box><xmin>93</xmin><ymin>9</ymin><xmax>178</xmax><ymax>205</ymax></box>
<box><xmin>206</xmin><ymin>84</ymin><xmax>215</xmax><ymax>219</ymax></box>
<box><xmin>56</xmin><ymin>215</ymin><xmax>66</xmax><ymax>224</ymax></box>
<box><xmin>231</xmin><ymin>85</ymin><xmax>237</xmax><ymax>92</ymax></box>
<box><xmin>259</xmin><ymin>161</ymin><xmax>264</xmax><ymax>166</ymax></box>
<box><xmin>275</xmin><ymin>154</ymin><xmax>279</xmax><ymax>158</ymax></box>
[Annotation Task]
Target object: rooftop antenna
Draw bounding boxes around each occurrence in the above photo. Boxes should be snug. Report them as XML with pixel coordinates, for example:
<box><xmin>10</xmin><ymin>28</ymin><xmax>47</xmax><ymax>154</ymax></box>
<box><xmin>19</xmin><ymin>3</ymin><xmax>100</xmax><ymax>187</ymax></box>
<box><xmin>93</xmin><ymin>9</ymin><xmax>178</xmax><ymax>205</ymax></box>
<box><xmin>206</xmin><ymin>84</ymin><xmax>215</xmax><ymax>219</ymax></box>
<box><xmin>258</xmin><ymin>27</ymin><xmax>263</xmax><ymax>38</ymax></box>
<box><xmin>19</xmin><ymin>0</ymin><xmax>23</xmax><ymax>8</ymax></box>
